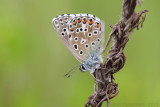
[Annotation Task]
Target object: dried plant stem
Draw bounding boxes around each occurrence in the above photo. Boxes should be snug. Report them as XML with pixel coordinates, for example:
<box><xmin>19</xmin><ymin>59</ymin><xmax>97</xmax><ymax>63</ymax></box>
<box><xmin>85</xmin><ymin>0</ymin><xmax>148</xmax><ymax>107</ymax></box>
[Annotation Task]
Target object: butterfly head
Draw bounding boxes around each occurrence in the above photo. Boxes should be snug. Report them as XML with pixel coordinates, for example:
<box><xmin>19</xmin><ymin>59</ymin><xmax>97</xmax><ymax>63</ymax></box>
<box><xmin>80</xmin><ymin>64</ymin><xmax>87</xmax><ymax>72</ymax></box>
<box><xmin>80</xmin><ymin>55</ymin><xmax>103</xmax><ymax>73</ymax></box>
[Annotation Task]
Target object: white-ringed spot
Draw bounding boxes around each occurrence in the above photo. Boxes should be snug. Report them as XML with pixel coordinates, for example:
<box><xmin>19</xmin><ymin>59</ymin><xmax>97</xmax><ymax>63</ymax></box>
<box><xmin>79</xmin><ymin>50</ymin><xmax>83</xmax><ymax>55</ymax></box>
<box><xmin>97</xmin><ymin>38</ymin><xmax>101</xmax><ymax>42</ymax></box>
<box><xmin>74</xmin><ymin>37</ymin><xmax>78</xmax><ymax>41</ymax></box>
<box><xmin>73</xmin><ymin>44</ymin><xmax>78</xmax><ymax>50</ymax></box>
<box><xmin>85</xmin><ymin>44</ymin><xmax>89</xmax><ymax>48</ymax></box>
<box><xmin>81</xmin><ymin>39</ymin><xmax>86</xmax><ymax>44</ymax></box>
<box><xmin>88</xmin><ymin>33</ymin><xmax>92</xmax><ymax>37</ymax></box>
<box><xmin>91</xmin><ymin>42</ymin><xmax>96</xmax><ymax>46</ymax></box>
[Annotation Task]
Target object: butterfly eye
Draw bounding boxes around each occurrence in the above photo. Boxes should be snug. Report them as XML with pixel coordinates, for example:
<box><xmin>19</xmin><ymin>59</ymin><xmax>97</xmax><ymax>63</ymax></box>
<box><xmin>80</xmin><ymin>64</ymin><xmax>87</xmax><ymax>72</ymax></box>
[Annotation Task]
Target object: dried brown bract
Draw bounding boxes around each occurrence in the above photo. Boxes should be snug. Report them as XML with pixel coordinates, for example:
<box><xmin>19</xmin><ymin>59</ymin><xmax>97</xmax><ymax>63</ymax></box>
<box><xmin>85</xmin><ymin>0</ymin><xmax>148</xmax><ymax>107</ymax></box>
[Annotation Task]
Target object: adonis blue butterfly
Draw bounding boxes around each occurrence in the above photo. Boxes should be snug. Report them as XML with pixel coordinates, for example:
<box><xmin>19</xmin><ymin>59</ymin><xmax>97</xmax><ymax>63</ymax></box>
<box><xmin>52</xmin><ymin>14</ymin><xmax>105</xmax><ymax>77</ymax></box>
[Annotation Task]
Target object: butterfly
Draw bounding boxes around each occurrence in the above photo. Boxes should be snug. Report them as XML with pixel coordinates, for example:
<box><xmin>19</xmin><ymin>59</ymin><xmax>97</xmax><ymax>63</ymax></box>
<box><xmin>52</xmin><ymin>14</ymin><xmax>105</xmax><ymax>77</ymax></box>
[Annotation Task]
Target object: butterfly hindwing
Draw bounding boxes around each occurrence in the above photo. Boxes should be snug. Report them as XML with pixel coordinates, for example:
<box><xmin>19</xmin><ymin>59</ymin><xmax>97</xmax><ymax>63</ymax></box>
<box><xmin>52</xmin><ymin>14</ymin><xmax>105</xmax><ymax>63</ymax></box>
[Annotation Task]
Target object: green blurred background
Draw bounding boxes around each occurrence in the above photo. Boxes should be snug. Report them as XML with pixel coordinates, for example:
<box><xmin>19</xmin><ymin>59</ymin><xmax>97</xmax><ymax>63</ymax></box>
<box><xmin>0</xmin><ymin>0</ymin><xmax>159</xmax><ymax>107</ymax></box>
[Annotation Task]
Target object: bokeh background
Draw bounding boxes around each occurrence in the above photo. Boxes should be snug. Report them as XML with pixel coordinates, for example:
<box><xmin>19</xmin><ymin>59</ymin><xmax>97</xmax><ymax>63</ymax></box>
<box><xmin>0</xmin><ymin>0</ymin><xmax>160</xmax><ymax>107</ymax></box>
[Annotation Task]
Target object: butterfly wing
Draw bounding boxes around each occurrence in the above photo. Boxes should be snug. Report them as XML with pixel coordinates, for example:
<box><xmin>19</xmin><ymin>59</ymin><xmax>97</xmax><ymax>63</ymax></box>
<box><xmin>66</xmin><ymin>14</ymin><xmax>105</xmax><ymax>62</ymax></box>
<box><xmin>52</xmin><ymin>14</ymin><xmax>85</xmax><ymax>63</ymax></box>
<box><xmin>52</xmin><ymin>14</ymin><xmax>105</xmax><ymax>63</ymax></box>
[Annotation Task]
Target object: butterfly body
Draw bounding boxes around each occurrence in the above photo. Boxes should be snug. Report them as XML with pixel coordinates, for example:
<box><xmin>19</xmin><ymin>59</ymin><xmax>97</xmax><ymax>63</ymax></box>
<box><xmin>52</xmin><ymin>14</ymin><xmax>105</xmax><ymax>74</ymax></box>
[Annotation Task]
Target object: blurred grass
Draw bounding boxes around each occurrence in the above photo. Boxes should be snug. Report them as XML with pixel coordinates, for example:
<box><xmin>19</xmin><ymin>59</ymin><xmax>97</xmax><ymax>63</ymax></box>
<box><xmin>0</xmin><ymin>0</ymin><xmax>160</xmax><ymax>107</ymax></box>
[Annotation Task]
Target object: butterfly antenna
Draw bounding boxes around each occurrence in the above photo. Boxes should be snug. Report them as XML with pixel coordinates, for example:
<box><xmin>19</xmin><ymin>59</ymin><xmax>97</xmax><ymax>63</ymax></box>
<box><xmin>64</xmin><ymin>65</ymin><xmax>80</xmax><ymax>78</ymax></box>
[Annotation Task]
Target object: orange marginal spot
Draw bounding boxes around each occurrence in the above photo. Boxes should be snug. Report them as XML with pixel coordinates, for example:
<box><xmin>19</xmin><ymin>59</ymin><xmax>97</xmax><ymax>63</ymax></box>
<box><xmin>83</xmin><ymin>20</ymin><xmax>87</xmax><ymax>24</ymax></box>
<box><xmin>78</xmin><ymin>19</ymin><xmax>81</xmax><ymax>23</ymax></box>
<box><xmin>73</xmin><ymin>21</ymin><xmax>77</xmax><ymax>25</ymax></box>
<box><xmin>89</xmin><ymin>21</ymin><xmax>93</xmax><ymax>25</ymax></box>
<box><xmin>97</xmin><ymin>23</ymin><xmax>100</xmax><ymax>28</ymax></box>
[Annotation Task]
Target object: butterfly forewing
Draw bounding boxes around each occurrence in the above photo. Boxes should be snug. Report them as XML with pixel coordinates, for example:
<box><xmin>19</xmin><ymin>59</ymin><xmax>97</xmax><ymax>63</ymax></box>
<box><xmin>52</xmin><ymin>14</ymin><xmax>105</xmax><ymax>63</ymax></box>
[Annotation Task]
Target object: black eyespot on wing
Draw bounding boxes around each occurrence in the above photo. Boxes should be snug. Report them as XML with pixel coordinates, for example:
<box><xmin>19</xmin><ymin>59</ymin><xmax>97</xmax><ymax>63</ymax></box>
<box><xmin>92</xmin><ymin>42</ymin><xmax>95</xmax><ymax>46</ymax></box>
<box><xmin>54</xmin><ymin>20</ymin><xmax>58</xmax><ymax>25</ymax></box>
<box><xmin>59</xmin><ymin>18</ymin><xmax>63</xmax><ymax>22</ymax></box>
<box><xmin>88</xmin><ymin>33</ymin><xmax>92</xmax><ymax>37</ymax></box>
<box><xmin>60</xmin><ymin>23</ymin><xmax>64</xmax><ymax>26</ymax></box>
<box><xmin>57</xmin><ymin>26</ymin><xmax>59</xmax><ymax>29</ymax></box>
<box><xmin>70</xmin><ymin>25</ymin><xmax>72</xmax><ymax>28</ymax></box>
<box><xmin>79</xmin><ymin>50</ymin><xmax>83</xmax><ymax>55</ymax></box>
<box><xmin>63</xmin><ymin>28</ymin><xmax>66</xmax><ymax>32</ymax></box>
<box><xmin>85</xmin><ymin>44</ymin><xmax>89</xmax><ymax>48</ymax></box>
<box><xmin>73</xmin><ymin>19</ymin><xmax>76</xmax><ymax>22</ymax></box>
<box><xmin>81</xmin><ymin>39</ymin><xmax>86</xmax><ymax>44</ymax></box>
<box><xmin>74</xmin><ymin>37</ymin><xmax>78</xmax><ymax>41</ymax></box>
<box><xmin>80</xmin><ymin>28</ymin><xmax>83</xmax><ymax>31</ymax></box>
<box><xmin>84</xmin><ymin>28</ymin><xmax>88</xmax><ymax>32</ymax></box>
<box><xmin>97</xmin><ymin>38</ymin><xmax>100</xmax><ymax>41</ymax></box>
<box><xmin>94</xmin><ymin>31</ymin><xmax>98</xmax><ymax>34</ymax></box>
<box><xmin>82</xmin><ymin>40</ymin><xmax>84</xmax><ymax>43</ymax></box>
<box><xmin>64</xmin><ymin>17</ymin><xmax>68</xmax><ymax>20</ymax></box>
<box><xmin>76</xmin><ymin>28</ymin><xmax>79</xmax><ymax>33</ymax></box>
<box><xmin>61</xmin><ymin>32</ymin><xmax>65</xmax><ymax>36</ymax></box>
<box><xmin>74</xmin><ymin>44</ymin><xmax>78</xmax><ymax>50</ymax></box>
